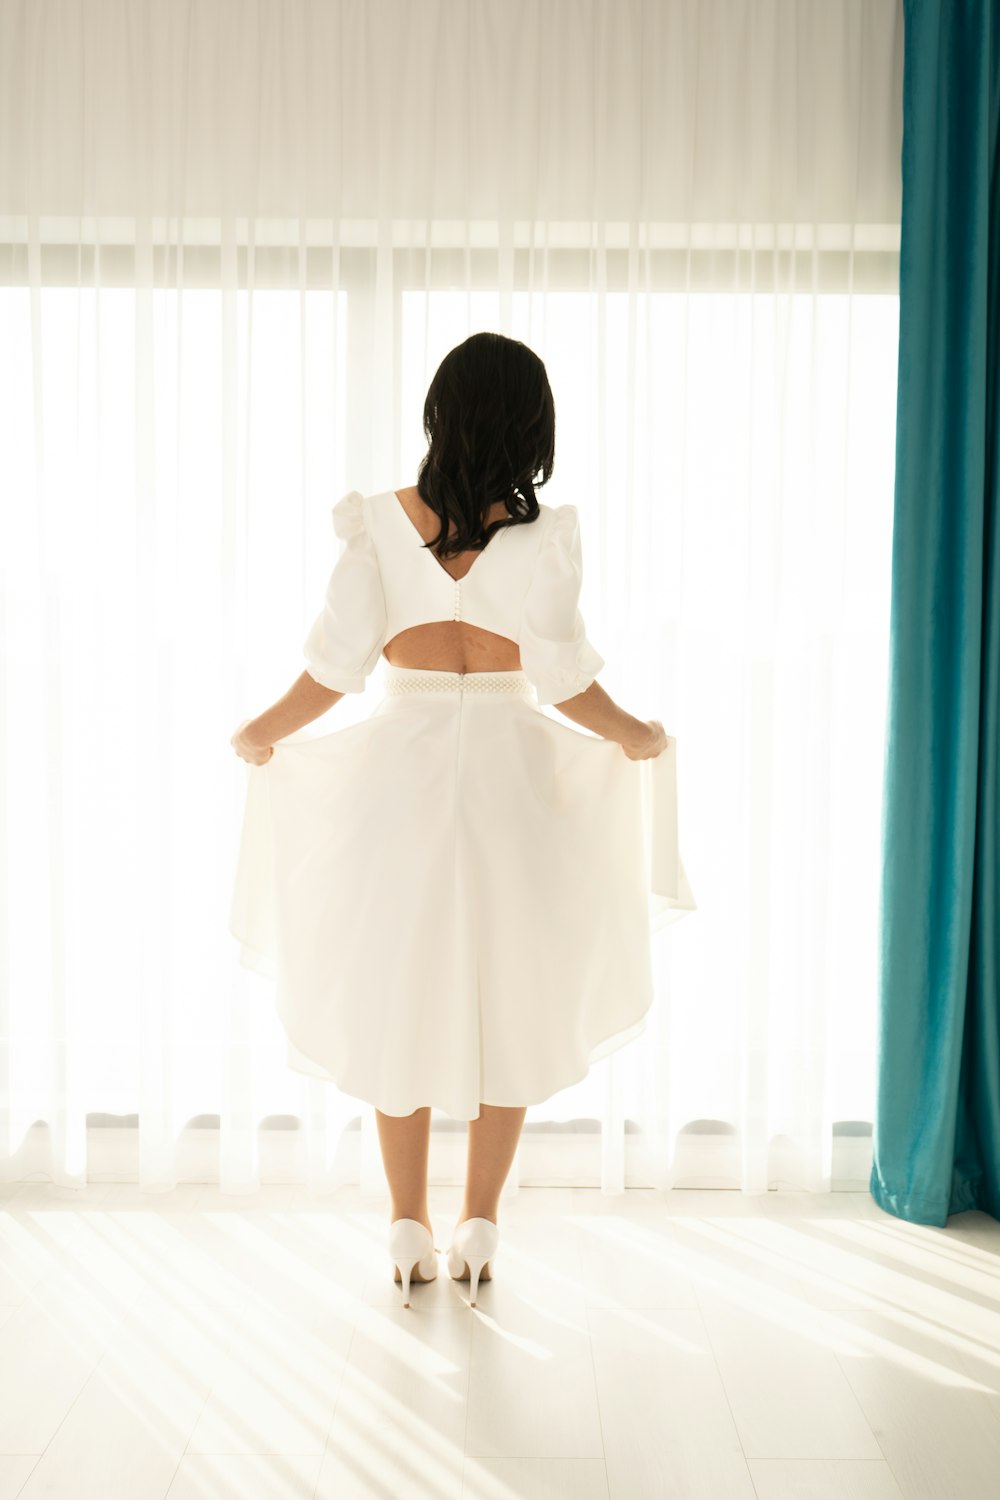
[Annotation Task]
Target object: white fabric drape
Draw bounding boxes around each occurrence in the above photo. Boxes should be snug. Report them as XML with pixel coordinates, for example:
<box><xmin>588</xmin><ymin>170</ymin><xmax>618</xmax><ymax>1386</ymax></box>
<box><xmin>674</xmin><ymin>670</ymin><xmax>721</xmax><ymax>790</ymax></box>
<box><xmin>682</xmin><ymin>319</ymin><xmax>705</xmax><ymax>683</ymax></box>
<box><xmin>0</xmin><ymin>0</ymin><xmax>904</xmax><ymax>1195</ymax></box>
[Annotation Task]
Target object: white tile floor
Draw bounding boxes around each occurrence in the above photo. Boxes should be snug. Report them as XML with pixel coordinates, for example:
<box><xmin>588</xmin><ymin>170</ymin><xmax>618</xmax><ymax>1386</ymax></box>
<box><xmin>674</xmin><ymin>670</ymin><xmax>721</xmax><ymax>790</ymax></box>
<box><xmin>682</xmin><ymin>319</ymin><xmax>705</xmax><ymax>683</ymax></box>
<box><xmin>0</xmin><ymin>1181</ymin><xmax>997</xmax><ymax>1499</ymax></box>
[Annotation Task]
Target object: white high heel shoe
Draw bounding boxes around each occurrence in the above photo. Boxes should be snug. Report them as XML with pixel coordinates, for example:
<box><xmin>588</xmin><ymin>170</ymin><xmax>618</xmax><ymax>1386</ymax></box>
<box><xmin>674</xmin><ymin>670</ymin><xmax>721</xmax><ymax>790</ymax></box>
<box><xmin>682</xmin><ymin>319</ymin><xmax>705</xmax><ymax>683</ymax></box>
<box><xmin>389</xmin><ymin>1218</ymin><xmax>438</xmax><ymax>1307</ymax></box>
<box><xmin>446</xmin><ymin>1217</ymin><xmax>499</xmax><ymax>1306</ymax></box>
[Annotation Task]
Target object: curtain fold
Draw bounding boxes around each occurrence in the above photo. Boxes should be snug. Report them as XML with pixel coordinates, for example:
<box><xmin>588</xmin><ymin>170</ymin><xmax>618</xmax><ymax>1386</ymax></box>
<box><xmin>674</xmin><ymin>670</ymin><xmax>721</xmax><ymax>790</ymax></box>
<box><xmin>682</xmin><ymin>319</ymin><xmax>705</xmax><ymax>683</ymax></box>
<box><xmin>869</xmin><ymin>0</ymin><xmax>1000</xmax><ymax>1228</ymax></box>
<box><xmin>0</xmin><ymin>0</ymin><xmax>904</xmax><ymax>1198</ymax></box>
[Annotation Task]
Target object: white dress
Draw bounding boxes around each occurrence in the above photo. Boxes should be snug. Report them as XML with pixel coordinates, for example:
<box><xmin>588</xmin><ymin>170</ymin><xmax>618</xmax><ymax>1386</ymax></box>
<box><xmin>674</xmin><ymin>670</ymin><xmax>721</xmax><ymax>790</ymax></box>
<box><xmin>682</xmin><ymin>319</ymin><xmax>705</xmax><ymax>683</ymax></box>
<box><xmin>229</xmin><ymin>489</ymin><xmax>696</xmax><ymax>1119</ymax></box>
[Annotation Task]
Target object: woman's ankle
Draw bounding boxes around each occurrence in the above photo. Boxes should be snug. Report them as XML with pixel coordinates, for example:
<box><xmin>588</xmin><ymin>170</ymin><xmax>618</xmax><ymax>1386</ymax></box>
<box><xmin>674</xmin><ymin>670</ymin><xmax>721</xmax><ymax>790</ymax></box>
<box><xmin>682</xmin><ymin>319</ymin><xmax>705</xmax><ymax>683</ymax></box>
<box><xmin>458</xmin><ymin>1203</ymin><xmax>498</xmax><ymax>1225</ymax></box>
<box><xmin>390</xmin><ymin>1206</ymin><xmax>432</xmax><ymax>1231</ymax></box>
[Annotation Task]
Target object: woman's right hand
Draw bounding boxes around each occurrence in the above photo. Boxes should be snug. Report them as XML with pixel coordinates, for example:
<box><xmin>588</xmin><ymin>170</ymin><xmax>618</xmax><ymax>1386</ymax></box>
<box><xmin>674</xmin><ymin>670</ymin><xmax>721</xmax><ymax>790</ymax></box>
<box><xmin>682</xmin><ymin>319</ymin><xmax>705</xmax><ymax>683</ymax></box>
<box><xmin>620</xmin><ymin>719</ymin><xmax>670</xmax><ymax>760</ymax></box>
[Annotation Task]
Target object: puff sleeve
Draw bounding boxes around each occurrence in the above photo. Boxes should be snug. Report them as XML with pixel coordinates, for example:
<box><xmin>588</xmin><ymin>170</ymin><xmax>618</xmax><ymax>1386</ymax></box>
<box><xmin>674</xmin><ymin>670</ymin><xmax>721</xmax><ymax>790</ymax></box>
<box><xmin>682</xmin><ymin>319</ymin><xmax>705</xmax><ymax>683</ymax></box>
<box><xmin>519</xmin><ymin>504</ymin><xmax>606</xmax><ymax>706</ymax></box>
<box><xmin>302</xmin><ymin>490</ymin><xmax>388</xmax><ymax>693</ymax></box>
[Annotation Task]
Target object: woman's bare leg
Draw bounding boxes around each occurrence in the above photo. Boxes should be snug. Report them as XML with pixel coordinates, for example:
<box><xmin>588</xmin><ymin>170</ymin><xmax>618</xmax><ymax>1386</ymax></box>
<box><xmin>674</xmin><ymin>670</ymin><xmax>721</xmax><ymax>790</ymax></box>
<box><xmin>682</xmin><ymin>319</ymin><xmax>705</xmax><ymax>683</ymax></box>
<box><xmin>459</xmin><ymin>1102</ymin><xmax>527</xmax><ymax>1225</ymax></box>
<box><xmin>374</xmin><ymin>1105</ymin><xmax>433</xmax><ymax>1235</ymax></box>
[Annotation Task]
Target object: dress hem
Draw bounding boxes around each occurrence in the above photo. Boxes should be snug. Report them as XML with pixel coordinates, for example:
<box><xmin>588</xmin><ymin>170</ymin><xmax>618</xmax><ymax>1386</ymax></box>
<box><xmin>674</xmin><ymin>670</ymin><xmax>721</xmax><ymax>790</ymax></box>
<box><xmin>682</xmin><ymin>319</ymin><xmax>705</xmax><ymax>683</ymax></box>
<box><xmin>280</xmin><ymin>1003</ymin><xmax>653</xmax><ymax>1120</ymax></box>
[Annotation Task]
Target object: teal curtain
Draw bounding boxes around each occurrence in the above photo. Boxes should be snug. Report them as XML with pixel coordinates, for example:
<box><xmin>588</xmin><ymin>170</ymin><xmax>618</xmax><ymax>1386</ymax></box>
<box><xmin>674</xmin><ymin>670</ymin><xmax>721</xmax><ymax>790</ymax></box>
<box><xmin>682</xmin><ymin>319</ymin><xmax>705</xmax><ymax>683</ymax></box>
<box><xmin>869</xmin><ymin>0</ymin><xmax>1000</xmax><ymax>1227</ymax></box>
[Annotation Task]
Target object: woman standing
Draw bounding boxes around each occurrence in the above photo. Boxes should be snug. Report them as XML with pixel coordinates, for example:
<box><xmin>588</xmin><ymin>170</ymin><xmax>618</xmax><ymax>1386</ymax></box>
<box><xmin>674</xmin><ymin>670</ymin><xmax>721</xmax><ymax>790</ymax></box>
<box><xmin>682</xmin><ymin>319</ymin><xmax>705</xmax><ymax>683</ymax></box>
<box><xmin>230</xmin><ymin>332</ymin><xmax>680</xmax><ymax>1308</ymax></box>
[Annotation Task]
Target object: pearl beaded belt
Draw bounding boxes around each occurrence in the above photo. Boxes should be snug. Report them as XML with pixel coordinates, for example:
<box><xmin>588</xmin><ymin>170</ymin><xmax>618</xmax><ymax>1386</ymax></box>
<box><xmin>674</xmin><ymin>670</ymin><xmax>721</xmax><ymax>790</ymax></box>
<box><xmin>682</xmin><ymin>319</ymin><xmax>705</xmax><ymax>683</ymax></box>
<box><xmin>382</xmin><ymin>666</ymin><xmax>536</xmax><ymax>697</ymax></box>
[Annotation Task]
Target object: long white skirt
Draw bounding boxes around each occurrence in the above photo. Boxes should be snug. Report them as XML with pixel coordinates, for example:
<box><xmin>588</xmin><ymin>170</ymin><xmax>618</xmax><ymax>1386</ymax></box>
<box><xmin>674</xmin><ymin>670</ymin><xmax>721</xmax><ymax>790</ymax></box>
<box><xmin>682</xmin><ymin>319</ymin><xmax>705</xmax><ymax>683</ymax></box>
<box><xmin>229</xmin><ymin>664</ymin><xmax>696</xmax><ymax>1120</ymax></box>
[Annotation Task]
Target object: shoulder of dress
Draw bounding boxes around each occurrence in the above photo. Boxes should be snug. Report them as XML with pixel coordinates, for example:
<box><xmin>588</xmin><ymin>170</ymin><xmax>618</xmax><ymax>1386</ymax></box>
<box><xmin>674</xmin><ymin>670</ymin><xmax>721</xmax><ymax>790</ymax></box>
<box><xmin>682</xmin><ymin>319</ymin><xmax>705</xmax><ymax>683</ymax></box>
<box><xmin>543</xmin><ymin>502</ymin><xmax>581</xmax><ymax>544</ymax></box>
<box><xmin>330</xmin><ymin>489</ymin><xmax>369</xmax><ymax>540</ymax></box>
<box><xmin>531</xmin><ymin>501</ymin><xmax>570</xmax><ymax>524</ymax></box>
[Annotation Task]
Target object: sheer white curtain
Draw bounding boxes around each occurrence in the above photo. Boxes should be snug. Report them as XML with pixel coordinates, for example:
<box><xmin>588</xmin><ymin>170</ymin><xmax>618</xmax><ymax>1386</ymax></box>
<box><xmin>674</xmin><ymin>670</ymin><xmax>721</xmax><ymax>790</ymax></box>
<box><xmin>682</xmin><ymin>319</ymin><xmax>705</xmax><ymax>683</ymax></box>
<box><xmin>0</xmin><ymin>0</ymin><xmax>903</xmax><ymax>1196</ymax></box>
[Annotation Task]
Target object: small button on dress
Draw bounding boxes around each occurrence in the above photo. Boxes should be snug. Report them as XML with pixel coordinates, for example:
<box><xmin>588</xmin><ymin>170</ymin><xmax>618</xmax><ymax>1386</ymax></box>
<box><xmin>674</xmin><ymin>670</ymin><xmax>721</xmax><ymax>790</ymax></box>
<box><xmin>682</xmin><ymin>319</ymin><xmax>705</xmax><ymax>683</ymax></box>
<box><xmin>229</xmin><ymin>488</ymin><xmax>696</xmax><ymax>1119</ymax></box>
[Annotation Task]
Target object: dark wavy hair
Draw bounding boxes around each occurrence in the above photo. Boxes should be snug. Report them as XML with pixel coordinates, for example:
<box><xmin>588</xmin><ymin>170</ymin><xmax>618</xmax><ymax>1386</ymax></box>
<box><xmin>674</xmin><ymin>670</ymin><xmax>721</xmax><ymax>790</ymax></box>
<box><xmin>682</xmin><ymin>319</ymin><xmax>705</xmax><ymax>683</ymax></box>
<box><xmin>414</xmin><ymin>332</ymin><xmax>555</xmax><ymax>561</ymax></box>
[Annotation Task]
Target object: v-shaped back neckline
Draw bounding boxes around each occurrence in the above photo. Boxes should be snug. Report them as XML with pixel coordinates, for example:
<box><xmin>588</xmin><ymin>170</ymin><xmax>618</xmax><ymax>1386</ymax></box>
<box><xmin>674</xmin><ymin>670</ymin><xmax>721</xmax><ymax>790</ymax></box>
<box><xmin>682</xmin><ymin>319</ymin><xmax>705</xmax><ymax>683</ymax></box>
<box><xmin>390</xmin><ymin>489</ymin><xmax>503</xmax><ymax>584</ymax></box>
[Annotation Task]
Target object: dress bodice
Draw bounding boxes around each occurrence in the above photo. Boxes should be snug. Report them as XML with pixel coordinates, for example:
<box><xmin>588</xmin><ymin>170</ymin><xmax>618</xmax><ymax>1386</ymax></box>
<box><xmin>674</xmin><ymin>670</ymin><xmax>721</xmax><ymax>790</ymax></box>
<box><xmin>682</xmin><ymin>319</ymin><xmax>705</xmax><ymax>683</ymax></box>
<box><xmin>303</xmin><ymin>487</ymin><xmax>605</xmax><ymax>706</ymax></box>
<box><xmin>370</xmin><ymin>489</ymin><xmax>546</xmax><ymax>646</ymax></box>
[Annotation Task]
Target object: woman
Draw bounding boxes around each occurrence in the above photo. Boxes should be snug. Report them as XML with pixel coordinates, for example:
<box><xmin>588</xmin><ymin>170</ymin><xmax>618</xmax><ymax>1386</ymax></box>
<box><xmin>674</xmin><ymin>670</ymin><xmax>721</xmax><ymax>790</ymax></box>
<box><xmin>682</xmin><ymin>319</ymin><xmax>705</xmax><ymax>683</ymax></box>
<box><xmin>229</xmin><ymin>332</ymin><xmax>683</xmax><ymax>1308</ymax></box>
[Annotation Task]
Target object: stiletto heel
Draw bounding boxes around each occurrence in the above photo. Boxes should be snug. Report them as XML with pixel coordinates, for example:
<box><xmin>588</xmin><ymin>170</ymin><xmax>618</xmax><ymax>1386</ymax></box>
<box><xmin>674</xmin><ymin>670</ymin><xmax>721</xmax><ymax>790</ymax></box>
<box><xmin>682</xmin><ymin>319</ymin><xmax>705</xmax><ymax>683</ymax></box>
<box><xmin>466</xmin><ymin>1253</ymin><xmax>490</xmax><ymax>1306</ymax></box>
<box><xmin>388</xmin><ymin>1218</ymin><xmax>438</xmax><ymax>1307</ymax></box>
<box><xmin>446</xmin><ymin>1217</ymin><xmax>499</xmax><ymax>1306</ymax></box>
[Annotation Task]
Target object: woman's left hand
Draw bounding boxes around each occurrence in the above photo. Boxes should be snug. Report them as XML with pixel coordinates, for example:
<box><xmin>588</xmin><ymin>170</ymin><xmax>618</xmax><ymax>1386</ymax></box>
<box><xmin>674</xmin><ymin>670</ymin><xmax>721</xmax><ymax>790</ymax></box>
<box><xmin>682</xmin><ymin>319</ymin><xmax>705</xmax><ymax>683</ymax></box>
<box><xmin>231</xmin><ymin>719</ymin><xmax>274</xmax><ymax>766</ymax></box>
